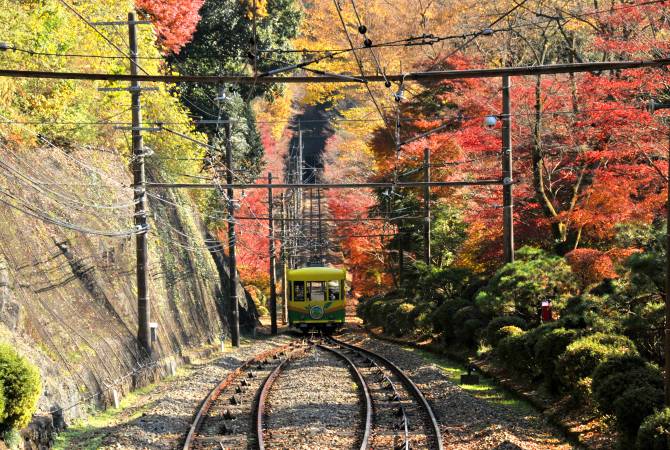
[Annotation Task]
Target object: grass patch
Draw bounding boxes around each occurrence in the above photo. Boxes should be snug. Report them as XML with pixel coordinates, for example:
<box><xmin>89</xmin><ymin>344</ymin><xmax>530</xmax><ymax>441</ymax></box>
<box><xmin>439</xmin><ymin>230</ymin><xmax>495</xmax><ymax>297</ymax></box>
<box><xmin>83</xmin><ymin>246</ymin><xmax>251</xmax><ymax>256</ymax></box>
<box><xmin>403</xmin><ymin>346</ymin><xmax>537</xmax><ymax>417</ymax></box>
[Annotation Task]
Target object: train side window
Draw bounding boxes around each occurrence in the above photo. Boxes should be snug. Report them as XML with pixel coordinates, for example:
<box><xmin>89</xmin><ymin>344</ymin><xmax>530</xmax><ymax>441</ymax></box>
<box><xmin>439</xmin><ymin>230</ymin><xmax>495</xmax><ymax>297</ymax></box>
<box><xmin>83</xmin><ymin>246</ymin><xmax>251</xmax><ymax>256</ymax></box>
<box><xmin>327</xmin><ymin>281</ymin><xmax>341</xmax><ymax>301</ymax></box>
<box><xmin>294</xmin><ymin>281</ymin><xmax>305</xmax><ymax>301</ymax></box>
<box><xmin>309</xmin><ymin>282</ymin><xmax>325</xmax><ymax>301</ymax></box>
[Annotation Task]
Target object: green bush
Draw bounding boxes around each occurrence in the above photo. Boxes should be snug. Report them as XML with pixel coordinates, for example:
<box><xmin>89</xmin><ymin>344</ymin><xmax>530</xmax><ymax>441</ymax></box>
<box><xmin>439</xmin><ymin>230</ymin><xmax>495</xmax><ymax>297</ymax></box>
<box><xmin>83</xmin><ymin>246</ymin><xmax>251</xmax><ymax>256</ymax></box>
<box><xmin>497</xmin><ymin>329</ymin><xmax>532</xmax><ymax>374</ymax></box>
<box><xmin>534</xmin><ymin>328</ymin><xmax>579</xmax><ymax>391</ymax></box>
<box><xmin>452</xmin><ymin>306</ymin><xmax>484</xmax><ymax>345</ymax></box>
<box><xmin>637</xmin><ymin>407</ymin><xmax>670</xmax><ymax>450</ymax></box>
<box><xmin>592</xmin><ymin>355</ymin><xmax>662</xmax><ymax>415</ymax></box>
<box><xmin>557</xmin><ymin>333</ymin><xmax>638</xmax><ymax>390</ymax></box>
<box><xmin>431</xmin><ymin>298</ymin><xmax>470</xmax><ymax>337</ymax></box>
<box><xmin>0</xmin><ymin>344</ymin><xmax>41</xmax><ymax>431</ymax></box>
<box><xmin>387</xmin><ymin>302</ymin><xmax>416</xmax><ymax>337</ymax></box>
<box><xmin>486</xmin><ymin>316</ymin><xmax>527</xmax><ymax>346</ymax></box>
<box><xmin>614</xmin><ymin>385</ymin><xmax>664</xmax><ymax>435</ymax></box>
<box><xmin>474</xmin><ymin>246</ymin><xmax>578</xmax><ymax>323</ymax></box>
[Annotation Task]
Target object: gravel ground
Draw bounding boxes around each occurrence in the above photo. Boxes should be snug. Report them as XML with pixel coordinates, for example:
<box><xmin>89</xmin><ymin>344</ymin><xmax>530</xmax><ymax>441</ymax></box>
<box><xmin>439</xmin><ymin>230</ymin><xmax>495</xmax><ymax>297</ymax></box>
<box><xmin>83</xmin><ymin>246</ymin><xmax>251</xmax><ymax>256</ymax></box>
<box><xmin>62</xmin><ymin>333</ymin><xmax>296</xmax><ymax>449</ymax></box>
<box><xmin>341</xmin><ymin>329</ymin><xmax>574</xmax><ymax>450</ymax></box>
<box><xmin>263</xmin><ymin>346</ymin><xmax>362</xmax><ymax>449</ymax></box>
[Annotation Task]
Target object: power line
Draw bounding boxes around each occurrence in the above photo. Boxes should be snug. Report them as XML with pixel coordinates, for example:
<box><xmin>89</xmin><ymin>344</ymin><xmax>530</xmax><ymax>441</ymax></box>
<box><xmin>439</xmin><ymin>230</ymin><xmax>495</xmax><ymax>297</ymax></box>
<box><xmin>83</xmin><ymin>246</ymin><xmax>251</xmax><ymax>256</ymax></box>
<box><xmin>3</xmin><ymin>57</ymin><xmax>670</xmax><ymax>83</ymax></box>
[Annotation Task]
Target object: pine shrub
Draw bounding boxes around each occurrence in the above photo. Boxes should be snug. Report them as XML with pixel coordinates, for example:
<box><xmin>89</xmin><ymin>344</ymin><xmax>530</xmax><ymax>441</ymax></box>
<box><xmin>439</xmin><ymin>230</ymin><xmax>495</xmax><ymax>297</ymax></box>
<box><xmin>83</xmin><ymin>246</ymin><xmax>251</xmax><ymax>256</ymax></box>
<box><xmin>485</xmin><ymin>316</ymin><xmax>527</xmax><ymax>346</ymax></box>
<box><xmin>0</xmin><ymin>344</ymin><xmax>41</xmax><ymax>431</ymax></box>
<box><xmin>496</xmin><ymin>328</ymin><xmax>532</xmax><ymax>374</ymax></box>
<box><xmin>592</xmin><ymin>355</ymin><xmax>662</xmax><ymax>416</ymax></box>
<box><xmin>614</xmin><ymin>385</ymin><xmax>664</xmax><ymax>435</ymax></box>
<box><xmin>557</xmin><ymin>333</ymin><xmax>638</xmax><ymax>390</ymax></box>
<box><xmin>534</xmin><ymin>328</ymin><xmax>579</xmax><ymax>391</ymax></box>
<box><xmin>637</xmin><ymin>407</ymin><xmax>670</xmax><ymax>450</ymax></box>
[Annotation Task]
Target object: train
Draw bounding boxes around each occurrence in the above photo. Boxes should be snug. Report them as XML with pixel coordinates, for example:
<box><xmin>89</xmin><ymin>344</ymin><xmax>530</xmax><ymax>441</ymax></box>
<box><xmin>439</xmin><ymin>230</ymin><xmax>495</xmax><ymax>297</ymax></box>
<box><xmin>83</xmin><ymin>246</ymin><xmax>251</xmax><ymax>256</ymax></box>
<box><xmin>286</xmin><ymin>266</ymin><xmax>347</xmax><ymax>333</ymax></box>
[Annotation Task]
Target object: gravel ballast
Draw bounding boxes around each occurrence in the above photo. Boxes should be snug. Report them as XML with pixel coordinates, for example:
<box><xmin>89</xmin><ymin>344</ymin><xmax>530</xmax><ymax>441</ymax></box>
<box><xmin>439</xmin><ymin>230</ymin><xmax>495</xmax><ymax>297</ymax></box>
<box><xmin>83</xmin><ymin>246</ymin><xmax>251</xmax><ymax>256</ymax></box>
<box><xmin>263</xmin><ymin>346</ymin><xmax>362</xmax><ymax>449</ymax></box>
<box><xmin>58</xmin><ymin>334</ymin><xmax>295</xmax><ymax>449</ymax></box>
<box><xmin>341</xmin><ymin>329</ymin><xmax>574</xmax><ymax>450</ymax></box>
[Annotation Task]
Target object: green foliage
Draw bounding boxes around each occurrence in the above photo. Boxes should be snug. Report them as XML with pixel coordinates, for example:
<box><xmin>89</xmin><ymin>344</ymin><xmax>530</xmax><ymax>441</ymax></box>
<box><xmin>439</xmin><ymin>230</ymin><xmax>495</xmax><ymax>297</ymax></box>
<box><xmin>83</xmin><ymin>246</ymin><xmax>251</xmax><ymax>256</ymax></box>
<box><xmin>496</xmin><ymin>329</ymin><xmax>532</xmax><ymax>374</ymax></box>
<box><xmin>534</xmin><ymin>328</ymin><xmax>579</xmax><ymax>391</ymax></box>
<box><xmin>387</xmin><ymin>303</ymin><xmax>417</xmax><ymax>337</ymax></box>
<box><xmin>431</xmin><ymin>298</ymin><xmax>470</xmax><ymax>338</ymax></box>
<box><xmin>170</xmin><ymin>0</ymin><xmax>301</xmax><ymax>119</ymax></box>
<box><xmin>452</xmin><ymin>306</ymin><xmax>484</xmax><ymax>345</ymax></box>
<box><xmin>475</xmin><ymin>247</ymin><xmax>578</xmax><ymax>323</ymax></box>
<box><xmin>486</xmin><ymin>316</ymin><xmax>527</xmax><ymax>346</ymax></box>
<box><xmin>557</xmin><ymin>333</ymin><xmax>638</xmax><ymax>390</ymax></box>
<box><xmin>592</xmin><ymin>355</ymin><xmax>662</xmax><ymax>415</ymax></box>
<box><xmin>615</xmin><ymin>386</ymin><xmax>664</xmax><ymax>434</ymax></box>
<box><xmin>429</xmin><ymin>204</ymin><xmax>469</xmax><ymax>268</ymax></box>
<box><xmin>637</xmin><ymin>407</ymin><xmax>670</xmax><ymax>450</ymax></box>
<box><xmin>0</xmin><ymin>344</ymin><xmax>41</xmax><ymax>431</ymax></box>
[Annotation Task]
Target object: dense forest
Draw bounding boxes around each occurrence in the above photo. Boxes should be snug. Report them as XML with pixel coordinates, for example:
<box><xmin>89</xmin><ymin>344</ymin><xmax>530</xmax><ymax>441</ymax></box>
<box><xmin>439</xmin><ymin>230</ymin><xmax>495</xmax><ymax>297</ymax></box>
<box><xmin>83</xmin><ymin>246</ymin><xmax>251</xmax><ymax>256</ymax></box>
<box><xmin>2</xmin><ymin>0</ymin><xmax>670</xmax><ymax>448</ymax></box>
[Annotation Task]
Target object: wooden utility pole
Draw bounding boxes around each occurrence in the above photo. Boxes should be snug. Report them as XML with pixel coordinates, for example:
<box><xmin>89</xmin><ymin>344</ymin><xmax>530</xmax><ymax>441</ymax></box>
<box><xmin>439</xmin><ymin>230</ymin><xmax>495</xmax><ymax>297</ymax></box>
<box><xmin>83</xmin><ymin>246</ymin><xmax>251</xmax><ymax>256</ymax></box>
<box><xmin>225</xmin><ymin>121</ymin><xmax>240</xmax><ymax>347</ymax></box>
<box><xmin>280</xmin><ymin>192</ymin><xmax>288</xmax><ymax>324</ymax></box>
<box><xmin>423</xmin><ymin>148</ymin><xmax>431</xmax><ymax>266</ymax></box>
<box><xmin>502</xmin><ymin>75</ymin><xmax>515</xmax><ymax>263</ymax></box>
<box><xmin>317</xmin><ymin>187</ymin><xmax>323</xmax><ymax>263</ymax></box>
<box><xmin>129</xmin><ymin>11</ymin><xmax>150</xmax><ymax>356</ymax></box>
<box><xmin>268</xmin><ymin>173</ymin><xmax>277</xmax><ymax>335</ymax></box>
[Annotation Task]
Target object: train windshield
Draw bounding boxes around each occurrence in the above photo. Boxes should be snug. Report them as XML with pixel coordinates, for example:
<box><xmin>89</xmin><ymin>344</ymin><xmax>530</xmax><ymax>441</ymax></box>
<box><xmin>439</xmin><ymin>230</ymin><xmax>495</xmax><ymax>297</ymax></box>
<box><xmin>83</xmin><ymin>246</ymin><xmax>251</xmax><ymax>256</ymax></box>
<box><xmin>293</xmin><ymin>281</ymin><xmax>305</xmax><ymax>301</ymax></box>
<box><xmin>327</xmin><ymin>281</ymin><xmax>341</xmax><ymax>301</ymax></box>
<box><xmin>308</xmin><ymin>282</ymin><xmax>325</xmax><ymax>301</ymax></box>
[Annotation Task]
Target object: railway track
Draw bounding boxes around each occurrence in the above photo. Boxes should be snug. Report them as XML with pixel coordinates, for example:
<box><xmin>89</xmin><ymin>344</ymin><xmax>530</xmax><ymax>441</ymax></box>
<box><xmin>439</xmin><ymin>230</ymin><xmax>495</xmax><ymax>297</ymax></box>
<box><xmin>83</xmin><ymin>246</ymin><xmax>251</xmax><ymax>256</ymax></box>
<box><xmin>185</xmin><ymin>334</ymin><xmax>443</xmax><ymax>449</ymax></box>
<box><xmin>182</xmin><ymin>340</ymin><xmax>308</xmax><ymax>450</ymax></box>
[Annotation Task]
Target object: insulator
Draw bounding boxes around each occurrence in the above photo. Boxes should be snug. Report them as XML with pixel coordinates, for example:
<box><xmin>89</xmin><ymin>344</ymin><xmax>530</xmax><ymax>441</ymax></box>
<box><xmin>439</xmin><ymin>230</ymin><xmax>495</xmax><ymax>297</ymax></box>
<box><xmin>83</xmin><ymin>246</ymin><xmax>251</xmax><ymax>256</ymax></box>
<box><xmin>358</xmin><ymin>25</ymin><xmax>367</xmax><ymax>34</ymax></box>
<box><xmin>364</xmin><ymin>38</ymin><xmax>373</xmax><ymax>48</ymax></box>
<box><xmin>385</xmin><ymin>80</ymin><xmax>392</xmax><ymax>88</ymax></box>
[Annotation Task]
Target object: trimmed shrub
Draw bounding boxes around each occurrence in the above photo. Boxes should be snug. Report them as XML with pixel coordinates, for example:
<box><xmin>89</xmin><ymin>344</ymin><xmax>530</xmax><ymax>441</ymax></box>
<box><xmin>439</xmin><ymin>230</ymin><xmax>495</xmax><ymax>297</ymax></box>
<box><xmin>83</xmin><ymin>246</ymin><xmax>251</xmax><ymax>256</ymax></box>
<box><xmin>497</xmin><ymin>329</ymin><xmax>532</xmax><ymax>374</ymax></box>
<box><xmin>387</xmin><ymin>303</ymin><xmax>416</xmax><ymax>337</ymax></box>
<box><xmin>534</xmin><ymin>328</ymin><xmax>579</xmax><ymax>391</ymax></box>
<box><xmin>486</xmin><ymin>316</ymin><xmax>527</xmax><ymax>346</ymax></box>
<box><xmin>474</xmin><ymin>246</ymin><xmax>578</xmax><ymax>323</ymax></box>
<box><xmin>637</xmin><ymin>407</ymin><xmax>670</xmax><ymax>450</ymax></box>
<box><xmin>431</xmin><ymin>298</ymin><xmax>470</xmax><ymax>337</ymax></box>
<box><xmin>452</xmin><ymin>306</ymin><xmax>484</xmax><ymax>345</ymax></box>
<box><xmin>0</xmin><ymin>344</ymin><xmax>41</xmax><ymax>431</ymax></box>
<box><xmin>614</xmin><ymin>385</ymin><xmax>664</xmax><ymax>435</ymax></box>
<box><xmin>592</xmin><ymin>355</ymin><xmax>662</xmax><ymax>416</ymax></box>
<box><xmin>557</xmin><ymin>333</ymin><xmax>638</xmax><ymax>390</ymax></box>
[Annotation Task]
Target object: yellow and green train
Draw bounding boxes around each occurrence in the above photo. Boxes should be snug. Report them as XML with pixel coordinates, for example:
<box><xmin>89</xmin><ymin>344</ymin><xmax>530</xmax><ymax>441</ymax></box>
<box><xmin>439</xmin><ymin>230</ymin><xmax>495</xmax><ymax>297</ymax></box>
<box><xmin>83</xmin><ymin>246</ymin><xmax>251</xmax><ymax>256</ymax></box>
<box><xmin>287</xmin><ymin>267</ymin><xmax>346</xmax><ymax>333</ymax></box>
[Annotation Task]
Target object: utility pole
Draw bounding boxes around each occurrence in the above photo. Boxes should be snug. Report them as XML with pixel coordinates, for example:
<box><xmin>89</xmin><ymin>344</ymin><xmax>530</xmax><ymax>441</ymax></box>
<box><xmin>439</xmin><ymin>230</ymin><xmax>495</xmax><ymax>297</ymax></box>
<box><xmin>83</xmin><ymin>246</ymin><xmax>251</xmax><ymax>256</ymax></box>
<box><xmin>648</xmin><ymin>99</ymin><xmax>670</xmax><ymax>406</ymax></box>
<box><xmin>317</xmin><ymin>187</ymin><xmax>323</xmax><ymax>264</ymax></box>
<box><xmin>280</xmin><ymin>192</ymin><xmax>288</xmax><ymax>324</ymax></box>
<box><xmin>225</xmin><ymin>121</ymin><xmax>240</xmax><ymax>347</ymax></box>
<box><xmin>502</xmin><ymin>75</ymin><xmax>515</xmax><ymax>263</ymax></box>
<box><xmin>423</xmin><ymin>148</ymin><xmax>431</xmax><ymax>266</ymax></box>
<box><xmin>129</xmin><ymin>11</ymin><xmax>150</xmax><ymax>356</ymax></box>
<box><xmin>268</xmin><ymin>173</ymin><xmax>277</xmax><ymax>335</ymax></box>
<box><xmin>298</xmin><ymin>127</ymin><xmax>304</xmax><ymax>266</ymax></box>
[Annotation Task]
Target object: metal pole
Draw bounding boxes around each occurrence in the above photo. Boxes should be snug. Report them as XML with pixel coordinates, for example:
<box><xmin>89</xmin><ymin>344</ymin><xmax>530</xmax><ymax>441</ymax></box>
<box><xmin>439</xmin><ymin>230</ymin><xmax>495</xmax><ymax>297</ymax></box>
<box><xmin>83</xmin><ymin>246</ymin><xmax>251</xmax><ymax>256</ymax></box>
<box><xmin>280</xmin><ymin>192</ymin><xmax>288</xmax><ymax>324</ymax></box>
<box><xmin>129</xmin><ymin>11</ymin><xmax>150</xmax><ymax>356</ymax></box>
<box><xmin>502</xmin><ymin>75</ymin><xmax>515</xmax><ymax>263</ymax></box>
<box><xmin>317</xmin><ymin>187</ymin><xmax>323</xmax><ymax>263</ymax></box>
<box><xmin>225</xmin><ymin>121</ymin><xmax>240</xmax><ymax>347</ymax></box>
<box><xmin>423</xmin><ymin>148</ymin><xmax>431</xmax><ymax>266</ymax></box>
<box><xmin>268</xmin><ymin>173</ymin><xmax>277</xmax><ymax>335</ymax></box>
<box><xmin>666</xmin><ymin>125</ymin><xmax>670</xmax><ymax>406</ymax></box>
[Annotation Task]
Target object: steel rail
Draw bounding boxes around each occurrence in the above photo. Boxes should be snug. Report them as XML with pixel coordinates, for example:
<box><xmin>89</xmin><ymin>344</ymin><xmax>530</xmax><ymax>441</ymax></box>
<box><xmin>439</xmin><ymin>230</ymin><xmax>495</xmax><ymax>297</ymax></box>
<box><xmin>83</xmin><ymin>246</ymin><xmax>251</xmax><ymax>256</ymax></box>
<box><xmin>329</xmin><ymin>337</ymin><xmax>444</xmax><ymax>450</ymax></box>
<box><xmin>317</xmin><ymin>344</ymin><xmax>373</xmax><ymax>450</ymax></box>
<box><xmin>2</xmin><ymin>58</ymin><xmax>670</xmax><ymax>83</ymax></box>
<box><xmin>254</xmin><ymin>347</ymin><xmax>309</xmax><ymax>450</ymax></box>
<box><xmin>182</xmin><ymin>341</ymin><xmax>299</xmax><ymax>450</ymax></box>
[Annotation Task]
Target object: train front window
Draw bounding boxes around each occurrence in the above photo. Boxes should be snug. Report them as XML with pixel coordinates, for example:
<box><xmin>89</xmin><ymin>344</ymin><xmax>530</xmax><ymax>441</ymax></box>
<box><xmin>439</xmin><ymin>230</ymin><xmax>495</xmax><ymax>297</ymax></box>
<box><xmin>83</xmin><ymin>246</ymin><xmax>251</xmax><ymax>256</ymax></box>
<box><xmin>327</xmin><ymin>281</ymin><xmax>341</xmax><ymax>301</ymax></box>
<box><xmin>309</xmin><ymin>282</ymin><xmax>325</xmax><ymax>301</ymax></box>
<box><xmin>293</xmin><ymin>281</ymin><xmax>305</xmax><ymax>301</ymax></box>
